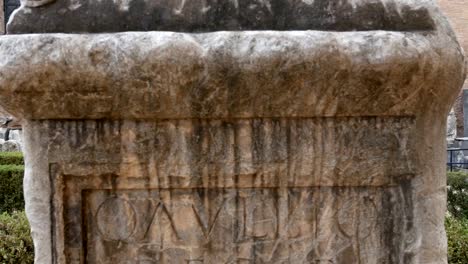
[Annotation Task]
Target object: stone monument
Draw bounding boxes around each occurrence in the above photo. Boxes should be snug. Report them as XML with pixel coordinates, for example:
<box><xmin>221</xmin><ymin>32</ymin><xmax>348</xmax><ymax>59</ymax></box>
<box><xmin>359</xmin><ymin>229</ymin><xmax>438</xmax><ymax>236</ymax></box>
<box><xmin>0</xmin><ymin>0</ymin><xmax>466</xmax><ymax>263</ymax></box>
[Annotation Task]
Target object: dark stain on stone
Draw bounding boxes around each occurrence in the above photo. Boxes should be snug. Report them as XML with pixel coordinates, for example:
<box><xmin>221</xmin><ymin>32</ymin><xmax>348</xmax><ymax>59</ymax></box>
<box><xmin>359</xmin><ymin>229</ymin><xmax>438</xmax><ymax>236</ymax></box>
<box><xmin>8</xmin><ymin>0</ymin><xmax>435</xmax><ymax>33</ymax></box>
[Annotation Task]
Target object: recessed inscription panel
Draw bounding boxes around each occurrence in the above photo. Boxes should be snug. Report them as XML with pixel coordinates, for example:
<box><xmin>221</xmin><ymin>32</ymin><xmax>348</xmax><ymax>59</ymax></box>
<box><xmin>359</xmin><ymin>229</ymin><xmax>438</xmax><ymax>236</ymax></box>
<box><xmin>82</xmin><ymin>187</ymin><xmax>413</xmax><ymax>263</ymax></box>
<box><xmin>52</xmin><ymin>117</ymin><xmax>417</xmax><ymax>263</ymax></box>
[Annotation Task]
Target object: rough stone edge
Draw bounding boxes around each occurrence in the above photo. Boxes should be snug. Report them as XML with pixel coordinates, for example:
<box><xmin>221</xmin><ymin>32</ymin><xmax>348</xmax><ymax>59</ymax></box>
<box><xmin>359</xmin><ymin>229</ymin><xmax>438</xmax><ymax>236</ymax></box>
<box><xmin>416</xmin><ymin>3</ymin><xmax>467</xmax><ymax>263</ymax></box>
<box><xmin>23</xmin><ymin>121</ymin><xmax>51</xmax><ymax>264</ymax></box>
<box><xmin>21</xmin><ymin>0</ymin><xmax>55</xmax><ymax>7</ymax></box>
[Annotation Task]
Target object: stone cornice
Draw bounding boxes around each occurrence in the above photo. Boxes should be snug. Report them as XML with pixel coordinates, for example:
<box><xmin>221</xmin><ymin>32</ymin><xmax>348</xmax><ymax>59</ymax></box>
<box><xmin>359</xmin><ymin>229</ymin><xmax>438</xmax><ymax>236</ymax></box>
<box><xmin>0</xmin><ymin>30</ymin><xmax>464</xmax><ymax>120</ymax></box>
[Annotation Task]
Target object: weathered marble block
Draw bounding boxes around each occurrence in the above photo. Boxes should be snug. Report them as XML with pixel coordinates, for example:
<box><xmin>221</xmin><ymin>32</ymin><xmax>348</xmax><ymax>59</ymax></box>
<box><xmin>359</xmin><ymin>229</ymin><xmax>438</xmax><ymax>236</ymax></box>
<box><xmin>0</xmin><ymin>1</ymin><xmax>466</xmax><ymax>263</ymax></box>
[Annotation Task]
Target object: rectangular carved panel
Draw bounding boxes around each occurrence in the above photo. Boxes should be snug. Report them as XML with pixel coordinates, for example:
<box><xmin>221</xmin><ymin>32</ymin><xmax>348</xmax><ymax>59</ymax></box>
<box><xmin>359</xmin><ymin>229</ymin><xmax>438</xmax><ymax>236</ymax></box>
<box><xmin>49</xmin><ymin>117</ymin><xmax>417</xmax><ymax>263</ymax></box>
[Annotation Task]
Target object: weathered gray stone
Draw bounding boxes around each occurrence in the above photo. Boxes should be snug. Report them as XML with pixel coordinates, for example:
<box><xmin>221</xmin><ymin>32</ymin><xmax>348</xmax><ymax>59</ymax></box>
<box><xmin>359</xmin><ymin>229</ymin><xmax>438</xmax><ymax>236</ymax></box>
<box><xmin>8</xmin><ymin>0</ymin><xmax>436</xmax><ymax>33</ymax></box>
<box><xmin>1</xmin><ymin>139</ymin><xmax>21</xmax><ymax>152</ymax></box>
<box><xmin>0</xmin><ymin>1</ymin><xmax>465</xmax><ymax>264</ymax></box>
<box><xmin>447</xmin><ymin>110</ymin><xmax>457</xmax><ymax>143</ymax></box>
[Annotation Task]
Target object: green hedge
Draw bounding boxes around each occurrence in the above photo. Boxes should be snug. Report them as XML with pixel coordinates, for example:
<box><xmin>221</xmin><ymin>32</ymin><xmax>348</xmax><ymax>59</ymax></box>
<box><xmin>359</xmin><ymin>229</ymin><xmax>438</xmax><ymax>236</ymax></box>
<box><xmin>447</xmin><ymin>171</ymin><xmax>468</xmax><ymax>219</ymax></box>
<box><xmin>446</xmin><ymin>216</ymin><xmax>468</xmax><ymax>264</ymax></box>
<box><xmin>0</xmin><ymin>152</ymin><xmax>23</xmax><ymax>166</ymax></box>
<box><xmin>446</xmin><ymin>172</ymin><xmax>468</xmax><ymax>263</ymax></box>
<box><xmin>0</xmin><ymin>165</ymin><xmax>25</xmax><ymax>213</ymax></box>
<box><xmin>0</xmin><ymin>211</ymin><xmax>34</xmax><ymax>264</ymax></box>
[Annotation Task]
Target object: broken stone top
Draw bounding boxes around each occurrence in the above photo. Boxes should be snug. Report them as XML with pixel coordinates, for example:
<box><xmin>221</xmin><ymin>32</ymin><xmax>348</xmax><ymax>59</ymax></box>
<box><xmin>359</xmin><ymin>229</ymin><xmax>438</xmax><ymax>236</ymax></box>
<box><xmin>9</xmin><ymin>0</ymin><xmax>436</xmax><ymax>33</ymax></box>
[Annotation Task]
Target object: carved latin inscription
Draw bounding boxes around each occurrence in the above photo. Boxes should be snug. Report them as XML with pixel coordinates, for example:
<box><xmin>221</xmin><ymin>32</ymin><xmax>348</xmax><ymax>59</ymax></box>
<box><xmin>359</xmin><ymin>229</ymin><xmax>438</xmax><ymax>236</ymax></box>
<box><xmin>82</xmin><ymin>187</ymin><xmax>414</xmax><ymax>263</ymax></box>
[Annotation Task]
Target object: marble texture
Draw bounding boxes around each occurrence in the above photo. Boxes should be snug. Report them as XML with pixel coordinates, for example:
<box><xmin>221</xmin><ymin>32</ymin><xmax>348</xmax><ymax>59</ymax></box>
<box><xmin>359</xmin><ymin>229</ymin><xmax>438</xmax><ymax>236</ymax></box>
<box><xmin>0</xmin><ymin>0</ymin><xmax>466</xmax><ymax>263</ymax></box>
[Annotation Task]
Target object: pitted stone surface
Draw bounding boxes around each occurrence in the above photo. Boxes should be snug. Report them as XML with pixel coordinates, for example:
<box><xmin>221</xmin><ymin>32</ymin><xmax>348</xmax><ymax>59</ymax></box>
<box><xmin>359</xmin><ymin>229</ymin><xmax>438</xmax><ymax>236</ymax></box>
<box><xmin>0</xmin><ymin>1</ymin><xmax>465</xmax><ymax>264</ymax></box>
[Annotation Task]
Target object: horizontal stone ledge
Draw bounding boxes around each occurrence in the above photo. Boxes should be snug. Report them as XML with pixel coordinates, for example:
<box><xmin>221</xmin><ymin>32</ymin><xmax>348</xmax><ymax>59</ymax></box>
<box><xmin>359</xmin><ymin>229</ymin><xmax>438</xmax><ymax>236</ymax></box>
<box><xmin>0</xmin><ymin>30</ymin><xmax>464</xmax><ymax>120</ymax></box>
